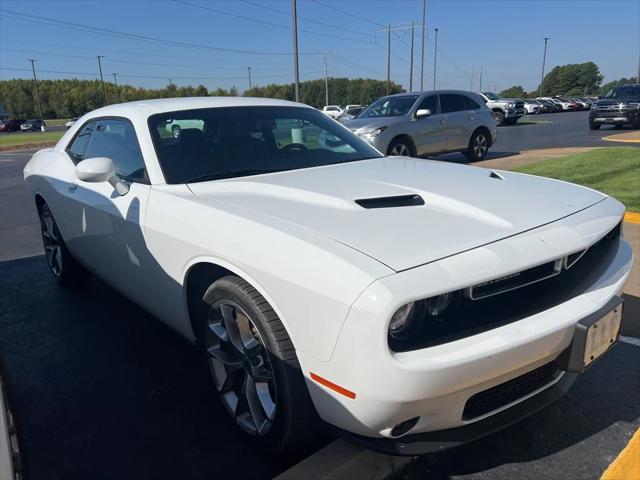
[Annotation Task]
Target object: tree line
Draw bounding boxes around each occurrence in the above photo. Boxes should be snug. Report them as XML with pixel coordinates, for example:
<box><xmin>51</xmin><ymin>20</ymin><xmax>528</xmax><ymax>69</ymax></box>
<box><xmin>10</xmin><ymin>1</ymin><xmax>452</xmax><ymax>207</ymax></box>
<box><xmin>498</xmin><ymin>62</ymin><xmax>637</xmax><ymax>99</ymax></box>
<box><xmin>0</xmin><ymin>77</ymin><xmax>403</xmax><ymax>119</ymax></box>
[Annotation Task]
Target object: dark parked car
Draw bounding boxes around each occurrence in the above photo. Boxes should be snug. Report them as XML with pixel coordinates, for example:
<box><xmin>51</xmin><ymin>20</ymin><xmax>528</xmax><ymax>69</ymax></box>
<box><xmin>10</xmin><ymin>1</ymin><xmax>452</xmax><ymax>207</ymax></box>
<box><xmin>0</xmin><ymin>119</ymin><xmax>26</xmax><ymax>132</ymax></box>
<box><xmin>20</xmin><ymin>119</ymin><xmax>46</xmax><ymax>131</ymax></box>
<box><xmin>590</xmin><ymin>84</ymin><xmax>640</xmax><ymax>130</ymax></box>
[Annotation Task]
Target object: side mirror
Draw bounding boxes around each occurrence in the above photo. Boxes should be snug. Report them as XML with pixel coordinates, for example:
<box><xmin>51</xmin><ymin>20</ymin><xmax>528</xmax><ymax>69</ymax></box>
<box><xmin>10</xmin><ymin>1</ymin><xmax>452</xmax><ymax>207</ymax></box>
<box><xmin>76</xmin><ymin>157</ymin><xmax>129</xmax><ymax>195</ymax></box>
<box><xmin>415</xmin><ymin>109</ymin><xmax>432</xmax><ymax>119</ymax></box>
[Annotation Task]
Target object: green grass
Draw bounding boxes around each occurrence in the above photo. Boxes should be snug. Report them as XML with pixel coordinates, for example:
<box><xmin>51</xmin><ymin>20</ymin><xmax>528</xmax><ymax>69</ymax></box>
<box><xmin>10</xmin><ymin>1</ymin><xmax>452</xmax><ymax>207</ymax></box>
<box><xmin>0</xmin><ymin>131</ymin><xmax>63</xmax><ymax>148</ymax></box>
<box><xmin>512</xmin><ymin>147</ymin><xmax>640</xmax><ymax>212</ymax></box>
<box><xmin>44</xmin><ymin>119</ymin><xmax>67</xmax><ymax>127</ymax></box>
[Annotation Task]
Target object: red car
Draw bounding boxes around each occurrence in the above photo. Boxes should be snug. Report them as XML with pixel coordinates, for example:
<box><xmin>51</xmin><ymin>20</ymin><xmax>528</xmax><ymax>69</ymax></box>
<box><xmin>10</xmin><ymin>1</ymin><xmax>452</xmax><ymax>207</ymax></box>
<box><xmin>0</xmin><ymin>119</ymin><xmax>26</xmax><ymax>133</ymax></box>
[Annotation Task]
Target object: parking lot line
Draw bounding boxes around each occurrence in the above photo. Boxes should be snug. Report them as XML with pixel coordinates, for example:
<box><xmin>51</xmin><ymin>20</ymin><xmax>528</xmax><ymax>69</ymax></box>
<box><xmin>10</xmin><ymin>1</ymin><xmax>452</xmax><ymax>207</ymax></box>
<box><xmin>601</xmin><ymin>427</ymin><xmax>640</xmax><ymax>480</ymax></box>
<box><xmin>625</xmin><ymin>213</ymin><xmax>640</xmax><ymax>224</ymax></box>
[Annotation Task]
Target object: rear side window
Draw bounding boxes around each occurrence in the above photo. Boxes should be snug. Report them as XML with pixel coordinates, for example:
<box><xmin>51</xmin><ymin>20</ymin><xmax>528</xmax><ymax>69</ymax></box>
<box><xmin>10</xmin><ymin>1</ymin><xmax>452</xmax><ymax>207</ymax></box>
<box><xmin>84</xmin><ymin>119</ymin><xmax>147</xmax><ymax>183</ymax></box>
<box><xmin>67</xmin><ymin>122</ymin><xmax>95</xmax><ymax>163</ymax></box>
<box><xmin>465</xmin><ymin>96</ymin><xmax>482</xmax><ymax>110</ymax></box>
<box><xmin>417</xmin><ymin>95</ymin><xmax>438</xmax><ymax>113</ymax></box>
<box><xmin>439</xmin><ymin>94</ymin><xmax>467</xmax><ymax>113</ymax></box>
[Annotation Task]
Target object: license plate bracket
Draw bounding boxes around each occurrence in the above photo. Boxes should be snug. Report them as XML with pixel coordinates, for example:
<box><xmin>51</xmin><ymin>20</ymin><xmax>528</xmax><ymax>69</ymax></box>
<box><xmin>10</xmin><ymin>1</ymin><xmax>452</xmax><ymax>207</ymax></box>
<box><xmin>557</xmin><ymin>297</ymin><xmax>623</xmax><ymax>373</ymax></box>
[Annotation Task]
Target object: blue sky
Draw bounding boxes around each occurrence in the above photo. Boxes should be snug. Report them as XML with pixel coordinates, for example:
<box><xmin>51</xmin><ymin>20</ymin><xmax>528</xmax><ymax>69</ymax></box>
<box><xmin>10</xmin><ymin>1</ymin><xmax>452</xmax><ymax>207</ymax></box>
<box><xmin>0</xmin><ymin>0</ymin><xmax>638</xmax><ymax>94</ymax></box>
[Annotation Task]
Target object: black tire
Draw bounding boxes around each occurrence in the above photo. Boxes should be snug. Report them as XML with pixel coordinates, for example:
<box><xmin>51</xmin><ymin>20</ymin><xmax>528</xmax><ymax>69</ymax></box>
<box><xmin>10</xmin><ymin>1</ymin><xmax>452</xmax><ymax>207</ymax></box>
<box><xmin>199</xmin><ymin>275</ymin><xmax>319</xmax><ymax>454</ymax></box>
<box><xmin>387</xmin><ymin>137</ymin><xmax>416</xmax><ymax>157</ymax></box>
<box><xmin>38</xmin><ymin>202</ymin><xmax>88</xmax><ymax>287</ymax></box>
<box><xmin>464</xmin><ymin>130</ymin><xmax>490</xmax><ymax>162</ymax></box>
<box><xmin>493</xmin><ymin>110</ymin><xmax>505</xmax><ymax>127</ymax></box>
<box><xmin>614</xmin><ymin>124</ymin><xmax>624</xmax><ymax>130</ymax></box>
<box><xmin>589</xmin><ymin>123</ymin><xmax>601</xmax><ymax>130</ymax></box>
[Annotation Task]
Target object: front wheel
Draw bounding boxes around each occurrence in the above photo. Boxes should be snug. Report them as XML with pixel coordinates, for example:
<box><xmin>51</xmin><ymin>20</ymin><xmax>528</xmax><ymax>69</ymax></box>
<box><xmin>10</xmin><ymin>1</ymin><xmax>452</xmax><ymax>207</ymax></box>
<box><xmin>38</xmin><ymin>202</ymin><xmax>88</xmax><ymax>286</ymax></box>
<box><xmin>589</xmin><ymin>122</ymin><xmax>601</xmax><ymax>130</ymax></box>
<box><xmin>464</xmin><ymin>130</ymin><xmax>490</xmax><ymax>162</ymax></box>
<box><xmin>387</xmin><ymin>137</ymin><xmax>416</xmax><ymax>157</ymax></box>
<box><xmin>493</xmin><ymin>111</ymin><xmax>505</xmax><ymax>127</ymax></box>
<box><xmin>200</xmin><ymin>276</ymin><xmax>319</xmax><ymax>453</ymax></box>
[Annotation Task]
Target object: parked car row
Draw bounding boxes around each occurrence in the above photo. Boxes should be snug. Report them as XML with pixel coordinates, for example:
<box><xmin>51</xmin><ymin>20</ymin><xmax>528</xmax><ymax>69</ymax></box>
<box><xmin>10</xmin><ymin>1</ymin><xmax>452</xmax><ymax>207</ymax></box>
<box><xmin>0</xmin><ymin>118</ymin><xmax>47</xmax><ymax>132</ymax></box>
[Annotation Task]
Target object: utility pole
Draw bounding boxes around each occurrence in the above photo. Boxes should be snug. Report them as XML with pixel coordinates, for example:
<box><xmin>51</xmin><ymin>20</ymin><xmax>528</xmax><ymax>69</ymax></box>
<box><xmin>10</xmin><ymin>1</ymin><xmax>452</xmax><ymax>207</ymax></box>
<box><xmin>97</xmin><ymin>55</ymin><xmax>107</xmax><ymax>106</ymax></box>
<box><xmin>433</xmin><ymin>27</ymin><xmax>438</xmax><ymax>90</ymax></box>
<box><xmin>28</xmin><ymin>59</ymin><xmax>44</xmax><ymax>128</ymax></box>
<box><xmin>470</xmin><ymin>68</ymin><xmax>474</xmax><ymax>91</ymax></box>
<box><xmin>479</xmin><ymin>66</ymin><xmax>483</xmax><ymax>92</ymax></box>
<box><xmin>247</xmin><ymin>67</ymin><xmax>252</xmax><ymax>92</ymax></box>
<box><xmin>409</xmin><ymin>21</ymin><xmax>415</xmax><ymax>91</ymax></box>
<box><xmin>420</xmin><ymin>0</ymin><xmax>426</xmax><ymax>90</ymax></box>
<box><xmin>168</xmin><ymin>78</ymin><xmax>174</xmax><ymax>86</ymax></box>
<box><xmin>636</xmin><ymin>55</ymin><xmax>639</xmax><ymax>83</ymax></box>
<box><xmin>539</xmin><ymin>37</ymin><xmax>550</xmax><ymax>97</ymax></box>
<box><xmin>112</xmin><ymin>72</ymin><xmax>119</xmax><ymax>87</ymax></box>
<box><xmin>387</xmin><ymin>24</ymin><xmax>391</xmax><ymax>94</ymax></box>
<box><xmin>291</xmin><ymin>0</ymin><xmax>300</xmax><ymax>102</ymax></box>
<box><xmin>323</xmin><ymin>52</ymin><xmax>329</xmax><ymax>106</ymax></box>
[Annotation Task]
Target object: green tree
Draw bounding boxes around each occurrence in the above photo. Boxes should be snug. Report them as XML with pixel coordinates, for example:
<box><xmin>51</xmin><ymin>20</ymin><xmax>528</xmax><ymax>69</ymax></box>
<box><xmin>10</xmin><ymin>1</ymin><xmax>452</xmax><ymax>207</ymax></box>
<box><xmin>598</xmin><ymin>77</ymin><xmax>638</xmax><ymax>96</ymax></box>
<box><xmin>499</xmin><ymin>85</ymin><xmax>527</xmax><ymax>98</ymax></box>
<box><xmin>537</xmin><ymin>62</ymin><xmax>603</xmax><ymax>96</ymax></box>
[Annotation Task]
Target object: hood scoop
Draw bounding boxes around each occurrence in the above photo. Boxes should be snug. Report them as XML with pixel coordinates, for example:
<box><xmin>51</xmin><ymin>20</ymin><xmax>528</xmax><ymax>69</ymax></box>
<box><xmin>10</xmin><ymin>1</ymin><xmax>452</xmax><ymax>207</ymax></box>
<box><xmin>489</xmin><ymin>171</ymin><xmax>505</xmax><ymax>180</ymax></box>
<box><xmin>355</xmin><ymin>194</ymin><xmax>425</xmax><ymax>209</ymax></box>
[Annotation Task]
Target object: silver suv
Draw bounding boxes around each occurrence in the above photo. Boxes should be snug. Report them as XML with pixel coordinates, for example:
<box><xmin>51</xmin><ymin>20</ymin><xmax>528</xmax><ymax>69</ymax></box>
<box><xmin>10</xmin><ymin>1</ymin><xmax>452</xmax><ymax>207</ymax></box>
<box><xmin>344</xmin><ymin>90</ymin><xmax>497</xmax><ymax>161</ymax></box>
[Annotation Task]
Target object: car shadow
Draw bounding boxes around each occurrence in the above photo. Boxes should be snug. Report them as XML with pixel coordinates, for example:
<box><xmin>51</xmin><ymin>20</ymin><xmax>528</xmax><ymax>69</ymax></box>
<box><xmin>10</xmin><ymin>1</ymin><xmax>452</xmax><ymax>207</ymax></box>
<box><xmin>425</xmin><ymin>151</ymin><xmax>521</xmax><ymax>165</ymax></box>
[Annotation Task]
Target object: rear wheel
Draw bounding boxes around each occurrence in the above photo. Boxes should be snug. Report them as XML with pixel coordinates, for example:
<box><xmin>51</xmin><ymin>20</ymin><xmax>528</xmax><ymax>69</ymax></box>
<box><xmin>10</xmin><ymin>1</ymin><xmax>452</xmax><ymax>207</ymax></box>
<box><xmin>200</xmin><ymin>276</ymin><xmax>318</xmax><ymax>453</ymax></box>
<box><xmin>38</xmin><ymin>202</ymin><xmax>88</xmax><ymax>286</ymax></box>
<box><xmin>464</xmin><ymin>130</ymin><xmax>490</xmax><ymax>162</ymax></box>
<box><xmin>387</xmin><ymin>137</ymin><xmax>416</xmax><ymax>157</ymax></box>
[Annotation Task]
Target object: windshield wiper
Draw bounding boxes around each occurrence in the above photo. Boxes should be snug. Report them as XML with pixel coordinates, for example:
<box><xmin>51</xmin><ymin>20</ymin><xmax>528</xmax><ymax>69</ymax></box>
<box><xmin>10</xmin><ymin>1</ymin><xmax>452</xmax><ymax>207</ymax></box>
<box><xmin>184</xmin><ymin>169</ymin><xmax>278</xmax><ymax>184</ymax></box>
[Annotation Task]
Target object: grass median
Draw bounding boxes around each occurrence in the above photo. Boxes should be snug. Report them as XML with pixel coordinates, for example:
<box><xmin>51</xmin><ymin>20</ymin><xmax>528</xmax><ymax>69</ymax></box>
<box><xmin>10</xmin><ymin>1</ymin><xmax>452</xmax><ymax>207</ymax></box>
<box><xmin>0</xmin><ymin>131</ymin><xmax>63</xmax><ymax>149</ymax></box>
<box><xmin>511</xmin><ymin>147</ymin><xmax>640</xmax><ymax>212</ymax></box>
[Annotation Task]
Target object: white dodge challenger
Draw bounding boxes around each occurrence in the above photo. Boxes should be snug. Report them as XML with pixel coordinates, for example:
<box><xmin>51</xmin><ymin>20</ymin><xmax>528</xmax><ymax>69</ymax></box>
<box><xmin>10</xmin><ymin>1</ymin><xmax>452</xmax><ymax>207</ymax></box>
<box><xmin>24</xmin><ymin>97</ymin><xmax>633</xmax><ymax>455</ymax></box>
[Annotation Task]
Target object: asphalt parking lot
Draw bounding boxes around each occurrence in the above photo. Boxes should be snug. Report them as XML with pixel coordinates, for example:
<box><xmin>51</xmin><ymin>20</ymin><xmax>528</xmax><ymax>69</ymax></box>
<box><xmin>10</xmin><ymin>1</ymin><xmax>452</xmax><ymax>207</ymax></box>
<box><xmin>1</xmin><ymin>112</ymin><xmax>639</xmax><ymax>480</ymax></box>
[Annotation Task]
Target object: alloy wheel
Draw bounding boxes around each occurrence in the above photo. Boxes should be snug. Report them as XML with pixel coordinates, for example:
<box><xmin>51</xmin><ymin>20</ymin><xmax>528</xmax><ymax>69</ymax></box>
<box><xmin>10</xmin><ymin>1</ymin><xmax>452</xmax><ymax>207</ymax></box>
<box><xmin>390</xmin><ymin>143</ymin><xmax>410</xmax><ymax>156</ymax></box>
<box><xmin>473</xmin><ymin>134</ymin><xmax>488</xmax><ymax>158</ymax></box>
<box><xmin>39</xmin><ymin>205</ymin><xmax>63</xmax><ymax>277</ymax></box>
<box><xmin>205</xmin><ymin>300</ymin><xmax>277</xmax><ymax>436</ymax></box>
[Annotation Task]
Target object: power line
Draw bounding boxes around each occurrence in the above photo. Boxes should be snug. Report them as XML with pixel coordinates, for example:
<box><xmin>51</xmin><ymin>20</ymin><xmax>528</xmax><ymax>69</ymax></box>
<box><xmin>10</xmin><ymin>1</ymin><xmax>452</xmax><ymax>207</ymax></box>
<box><xmin>239</xmin><ymin>0</ymin><xmax>374</xmax><ymax>38</ymax></box>
<box><xmin>0</xmin><ymin>8</ymin><xmax>321</xmax><ymax>56</ymax></box>
<box><xmin>173</xmin><ymin>0</ymin><xmax>376</xmax><ymax>45</ymax></box>
<box><xmin>308</xmin><ymin>0</ymin><xmax>385</xmax><ymax>27</ymax></box>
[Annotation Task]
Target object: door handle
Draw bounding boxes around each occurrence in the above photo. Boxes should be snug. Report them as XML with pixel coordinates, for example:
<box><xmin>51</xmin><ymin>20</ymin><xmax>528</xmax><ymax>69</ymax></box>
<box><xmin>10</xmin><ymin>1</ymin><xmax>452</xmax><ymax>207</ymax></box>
<box><xmin>468</xmin><ymin>115</ymin><xmax>475</xmax><ymax>121</ymax></box>
<box><xmin>440</xmin><ymin>119</ymin><xmax>447</xmax><ymax>125</ymax></box>
<box><xmin>68</xmin><ymin>183</ymin><xmax>78</xmax><ymax>193</ymax></box>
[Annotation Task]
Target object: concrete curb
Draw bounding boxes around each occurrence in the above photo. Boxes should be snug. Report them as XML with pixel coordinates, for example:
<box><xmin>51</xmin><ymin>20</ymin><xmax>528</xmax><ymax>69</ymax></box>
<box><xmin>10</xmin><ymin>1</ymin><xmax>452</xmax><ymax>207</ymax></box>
<box><xmin>602</xmin><ymin>131</ymin><xmax>640</xmax><ymax>143</ymax></box>
<box><xmin>274</xmin><ymin>440</ymin><xmax>412</xmax><ymax>480</ymax></box>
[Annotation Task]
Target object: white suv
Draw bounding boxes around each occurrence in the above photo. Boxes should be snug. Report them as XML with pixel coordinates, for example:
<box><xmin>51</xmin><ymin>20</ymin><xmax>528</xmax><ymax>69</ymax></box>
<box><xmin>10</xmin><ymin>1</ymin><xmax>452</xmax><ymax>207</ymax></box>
<box><xmin>322</xmin><ymin>105</ymin><xmax>343</xmax><ymax>119</ymax></box>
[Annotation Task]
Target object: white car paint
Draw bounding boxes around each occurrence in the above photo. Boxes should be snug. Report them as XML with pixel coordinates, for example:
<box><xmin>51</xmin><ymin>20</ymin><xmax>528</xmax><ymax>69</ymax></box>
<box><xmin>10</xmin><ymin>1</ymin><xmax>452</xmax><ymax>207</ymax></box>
<box><xmin>23</xmin><ymin>97</ymin><xmax>633</xmax><ymax>447</ymax></box>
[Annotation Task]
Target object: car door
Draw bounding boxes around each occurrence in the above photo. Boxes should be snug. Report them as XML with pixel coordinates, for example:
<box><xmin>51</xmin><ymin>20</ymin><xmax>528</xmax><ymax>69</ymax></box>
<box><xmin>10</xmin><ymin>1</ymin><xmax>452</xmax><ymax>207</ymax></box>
<box><xmin>439</xmin><ymin>94</ymin><xmax>473</xmax><ymax>152</ymax></box>
<box><xmin>66</xmin><ymin>118</ymin><xmax>157</xmax><ymax>309</ymax></box>
<box><xmin>412</xmin><ymin>94</ymin><xmax>448</xmax><ymax>155</ymax></box>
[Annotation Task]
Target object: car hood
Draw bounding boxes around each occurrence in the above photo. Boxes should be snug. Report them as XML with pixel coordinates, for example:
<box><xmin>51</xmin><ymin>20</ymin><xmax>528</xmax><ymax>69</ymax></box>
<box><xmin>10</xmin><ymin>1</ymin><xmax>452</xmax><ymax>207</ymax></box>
<box><xmin>188</xmin><ymin>158</ymin><xmax>606</xmax><ymax>272</ymax></box>
<box><xmin>343</xmin><ymin>117</ymin><xmax>397</xmax><ymax>131</ymax></box>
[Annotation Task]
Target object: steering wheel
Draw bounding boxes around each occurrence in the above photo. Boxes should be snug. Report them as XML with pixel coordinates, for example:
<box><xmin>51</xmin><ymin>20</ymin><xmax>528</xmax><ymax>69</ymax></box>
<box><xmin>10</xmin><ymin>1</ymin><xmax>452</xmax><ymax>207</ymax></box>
<box><xmin>282</xmin><ymin>143</ymin><xmax>308</xmax><ymax>151</ymax></box>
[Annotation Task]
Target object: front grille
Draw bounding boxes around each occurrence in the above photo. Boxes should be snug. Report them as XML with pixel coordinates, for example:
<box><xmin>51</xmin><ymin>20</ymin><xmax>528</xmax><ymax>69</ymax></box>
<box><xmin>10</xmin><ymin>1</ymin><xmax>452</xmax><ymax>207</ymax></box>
<box><xmin>462</xmin><ymin>361</ymin><xmax>561</xmax><ymax>420</ymax></box>
<box><xmin>515</xmin><ymin>101</ymin><xmax>524</xmax><ymax>109</ymax></box>
<box><xmin>470</xmin><ymin>259</ymin><xmax>562</xmax><ymax>300</ymax></box>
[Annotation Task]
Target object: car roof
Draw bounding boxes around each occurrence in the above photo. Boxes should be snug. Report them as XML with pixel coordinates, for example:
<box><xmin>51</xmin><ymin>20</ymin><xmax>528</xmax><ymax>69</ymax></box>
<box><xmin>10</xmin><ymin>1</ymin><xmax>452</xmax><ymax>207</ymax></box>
<box><xmin>384</xmin><ymin>90</ymin><xmax>477</xmax><ymax>98</ymax></box>
<box><xmin>83</xmin><ymin>96</ymin><xmax>309</xmax><ymax>121</ymax></box>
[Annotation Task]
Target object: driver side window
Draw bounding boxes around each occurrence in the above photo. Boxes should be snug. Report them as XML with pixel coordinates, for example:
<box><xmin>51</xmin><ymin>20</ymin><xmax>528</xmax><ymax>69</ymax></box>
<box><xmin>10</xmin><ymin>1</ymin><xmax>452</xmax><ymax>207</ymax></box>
<box><xmin>83</xmin><ymin>119</ymin><xmax>148</xmax><ymax>183</ymax></box>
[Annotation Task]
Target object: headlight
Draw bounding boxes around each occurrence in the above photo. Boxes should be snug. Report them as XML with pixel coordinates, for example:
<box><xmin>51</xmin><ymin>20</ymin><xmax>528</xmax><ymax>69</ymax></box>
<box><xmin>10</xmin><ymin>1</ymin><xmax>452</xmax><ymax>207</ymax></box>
<box><xmin>388</xmin><ymin>292</ymin><xmax>460</xmax><ymax>339</ymax></box>
<box><xmin>358</xmin><ymin>126</ymin><xmax>387</xmax><ymax>139</ymax></box>
<box><xmin>507</xmin><ymin>102</ymin><xmax>516</xmax><ymax>108</ymax></box>
<box><xmin>388</xmin><ymin>302</ymin><xmax>421</xmax><ymax>339</ymax></box>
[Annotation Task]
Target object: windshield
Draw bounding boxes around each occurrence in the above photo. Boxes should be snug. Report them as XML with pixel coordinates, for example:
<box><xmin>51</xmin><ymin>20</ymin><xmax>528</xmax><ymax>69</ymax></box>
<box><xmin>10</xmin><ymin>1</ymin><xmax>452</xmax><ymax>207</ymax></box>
<box><xmin>483</xmin><ymin>92</ymin><xmax>501</xmax><ymax>100</ymax></box>
<box><xmin>148</xmin><ymin>106</ymin><xmax>382</xmax><ymax>184</ymax></box>
<box><xmin>604</xmin><ymin>85</ymin><xmax>640</xmax><ymax>99</ymax></box>
<box><xmin>357</xmin><ymin>95</ymin><xmax>419</xmax><ymax>118</ymax></box>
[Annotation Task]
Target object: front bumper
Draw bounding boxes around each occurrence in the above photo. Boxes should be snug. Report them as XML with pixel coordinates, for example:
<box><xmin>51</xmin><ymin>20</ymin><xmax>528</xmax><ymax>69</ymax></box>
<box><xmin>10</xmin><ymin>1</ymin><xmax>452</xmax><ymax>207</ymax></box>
<box><xmin>590</xmin><ymin>109</ymin><xmax>640</xmax><ymax>125</ymax></box>
<box><xmin>505</xmin><ymin>108</ymin><xmax>525</xmax><ymax>119</ymax></box>
<box><xmin>300</xmin><ymin>198</ymin><xmax>632</xmax><ymax>445</ymax></box>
